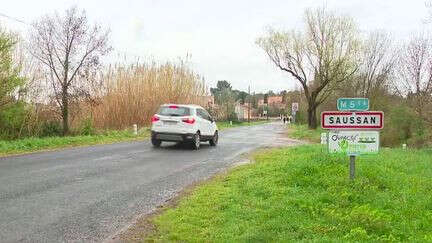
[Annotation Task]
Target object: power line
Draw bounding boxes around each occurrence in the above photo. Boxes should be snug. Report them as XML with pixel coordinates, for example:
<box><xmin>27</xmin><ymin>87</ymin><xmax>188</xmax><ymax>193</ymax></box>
<box><xmin>0</xmin><ymin>12</ymin><xmax>28</xmax><ymax>25</ymax></box>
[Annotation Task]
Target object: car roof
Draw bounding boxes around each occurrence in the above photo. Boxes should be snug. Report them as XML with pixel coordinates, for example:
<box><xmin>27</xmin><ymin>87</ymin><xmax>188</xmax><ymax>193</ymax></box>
<box><xmin>161</xmin><ymin>104</ymin><xmax>204</xmax><ymax>109</ymax></box>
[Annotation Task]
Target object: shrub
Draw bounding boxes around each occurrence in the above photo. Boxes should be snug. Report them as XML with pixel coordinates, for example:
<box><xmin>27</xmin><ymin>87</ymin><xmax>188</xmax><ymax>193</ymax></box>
<box><xmin>40</xmin><ymin>121</ymin><xmax>62</xmax><ymax>137</ymax></box>
<box><xmin>380</xmin><ymin>105</ymin><xmax>430</xmax><ymax>147</ymax></box>
<box><xmin>79</xmin><ymin>118</ymin><xmax>95</xmax><ymax>136</ymax></box>
<box><xmin>0</xmin><ymin>102</ymin><xmax>28</xmax><ymax>140</ymax></box>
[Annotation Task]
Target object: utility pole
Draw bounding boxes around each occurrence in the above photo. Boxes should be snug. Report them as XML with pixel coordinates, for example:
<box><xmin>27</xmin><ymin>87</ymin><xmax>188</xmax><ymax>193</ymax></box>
<box><xmin>248</xmin><ymin>85</ymin><xmax>251</xmax><ymax>123</ymax></box>
<box><xmin>266</xmin><ymin>104</ymin><xmax>269</xmax><ymax>121</ymax></box>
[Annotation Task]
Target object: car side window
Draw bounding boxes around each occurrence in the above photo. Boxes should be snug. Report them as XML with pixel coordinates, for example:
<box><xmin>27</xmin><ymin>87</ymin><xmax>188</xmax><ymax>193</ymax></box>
<box><xmin>196</xmin><ymin>109</ymin><xmax>204</xmax><ymax>119</ymax></box>
<box><xmin>203</xmin><ymin>110</ymin><xmax>212</xmax><ymax>121</ymax></box>
<box><xmin>197</xmin><ymin>109</ymin><xmax>209</xmax><ymax>121</ymax></box>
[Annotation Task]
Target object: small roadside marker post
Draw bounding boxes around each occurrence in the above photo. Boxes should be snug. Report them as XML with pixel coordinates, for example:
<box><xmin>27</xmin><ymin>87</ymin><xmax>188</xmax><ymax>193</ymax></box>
<box><xmin>133</xmin><ymin>124</ymin><xmax>138</xmax><ymax>135</ymax></box>
<box><xmin>322</xmin><ymin>98</ymin><xmax>384</xmax><ymax>180</ymax></box>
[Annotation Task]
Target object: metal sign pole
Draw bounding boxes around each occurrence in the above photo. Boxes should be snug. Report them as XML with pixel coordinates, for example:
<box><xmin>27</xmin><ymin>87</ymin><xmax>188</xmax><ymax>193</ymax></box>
<box><xmin>349</xmin><ymin>155</ymin><xmax>356</xmax><ymax>180</ymax></box>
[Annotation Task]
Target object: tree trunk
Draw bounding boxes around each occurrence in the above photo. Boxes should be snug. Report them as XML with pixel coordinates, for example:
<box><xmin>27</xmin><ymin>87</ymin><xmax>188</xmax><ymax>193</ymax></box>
<box><xmin>61</xmin><ymin>88</ymin><xmax>69</xmax><ymax>135</ymax></box>
<box><xmin>307</xmin><ymin>103</ymin><xmax>318</xmax><ymax>129</ymax></box>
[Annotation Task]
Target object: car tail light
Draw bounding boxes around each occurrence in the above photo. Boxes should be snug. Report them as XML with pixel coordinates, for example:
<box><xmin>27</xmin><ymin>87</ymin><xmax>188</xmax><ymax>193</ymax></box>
<box><xmin>182</xmin><ymin>117</ymin><xmax>195</xmax><ymax>124</ymax></box>
<box><xmin>151</xmin><ymin>115</ymin><xmax>160</xmax><ymax>123</ymax></box>
<box><xmin>169</xmin><ymin>105</ymin><xmax>179</xmax><ymax>109</ymax></box>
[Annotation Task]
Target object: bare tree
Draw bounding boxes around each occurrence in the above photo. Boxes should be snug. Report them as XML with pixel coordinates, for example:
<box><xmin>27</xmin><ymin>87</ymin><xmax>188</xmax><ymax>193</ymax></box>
<box><xmin>397</xmin><ymin>33</ymin><xmax>432</xmax><ymax>123</ymax></box>
<box><xmin>29</xmin><ymin>6</ymin><xmax>111</xmax><ymax>134</ymax></box>
<box><xmin>356</xmin><ymin>31</ymin><xmax>396</xmax><ymax>99</ymax></box>
<box><xmin>257</xmin><ymin>7</ymin><xmax>360</xmax><ymax>129</ymax></box>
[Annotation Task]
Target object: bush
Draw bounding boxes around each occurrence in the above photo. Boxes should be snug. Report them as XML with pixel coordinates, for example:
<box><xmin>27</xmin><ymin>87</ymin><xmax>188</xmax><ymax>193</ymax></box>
<box><xmin>227</xmin><ymin>112</ymin><xmax>239</xmax><ymax>122</ymax></box>
<box><xmin>79</xmin><ymin>118</ymin><xmax>95</xmax><ymax>136</ymax></box>
<box><xmin>40</xmin><ymin>121</ymin><xmax>62</xmax><ymax>137</ymax></box>
<box><xmin>0</xmin><ymin>102</ymin><xmax>28</xmax><ymax>140</ymax></box>
<box><xmin>381</xmin><ymin>105</ymin><xmax>430</xmax><ymax>148</ymax></box>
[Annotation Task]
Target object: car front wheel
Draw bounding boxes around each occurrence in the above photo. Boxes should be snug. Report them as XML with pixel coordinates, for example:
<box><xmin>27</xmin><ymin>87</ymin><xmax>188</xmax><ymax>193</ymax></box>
<box><xmin>151</xmin><ymin>138</ymin><xmax>161</xmax><ymax>147</ymax></box>
<box><xmin>209</xmin><ymin>131</ymin><xmax>218</xmax><ymax>146</ymax></box>
<box><xmin>191</xmin><ymin>132</ymin><xmax>200</xmax><ymax>150</ymax></box>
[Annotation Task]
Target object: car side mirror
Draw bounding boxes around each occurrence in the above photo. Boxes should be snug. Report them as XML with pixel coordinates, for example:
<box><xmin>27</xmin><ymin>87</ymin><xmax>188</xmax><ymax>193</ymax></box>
<box><xmin>210</xmin><ymin>117</ymin><xmax>214</xmax><ymax>123</ymax></box>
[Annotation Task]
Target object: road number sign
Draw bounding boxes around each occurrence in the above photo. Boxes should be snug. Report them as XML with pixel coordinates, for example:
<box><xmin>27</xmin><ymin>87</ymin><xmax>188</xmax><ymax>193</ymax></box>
<box><xmin>321</xmin><ymin>111</ymin><xmax>384</xmax><ymax>129</ymax></box>
<box><xmin>328</xmin><ymin>130</ymin><xmax>379</xmax><ymax>155</ymax></box>
<box><xmin>292</xmin><ymin>103</ymin><xmax>298</xmax><ymax>112</ymax></box>
<box><xmin>337</xmin><ymin>98</ymin><xmax>369</xmax><ymax>111</ymax></box>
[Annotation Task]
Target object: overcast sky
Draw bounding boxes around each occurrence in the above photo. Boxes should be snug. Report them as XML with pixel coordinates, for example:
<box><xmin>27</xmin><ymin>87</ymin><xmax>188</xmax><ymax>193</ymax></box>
<box><xmin>0</xmin><ymin>0</ymin><xmax>429</xmax><ymax>93</ymax></box>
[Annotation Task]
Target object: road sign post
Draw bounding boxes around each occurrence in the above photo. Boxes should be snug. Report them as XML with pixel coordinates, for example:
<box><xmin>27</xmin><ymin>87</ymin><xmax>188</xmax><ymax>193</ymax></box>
<box><xmin>291</xmin><ymin>103</ymin><xmax>298</xmax><ymax>124</ymax></box>
<box><xmin>321</xmin><ymin>98</ymin><xmax>383</xmax><ymax>180</ymax></box>
<box><xmin>350</xmin><ymin>155</ymin><xmax>356</xmax><ymax>180</ymax></box>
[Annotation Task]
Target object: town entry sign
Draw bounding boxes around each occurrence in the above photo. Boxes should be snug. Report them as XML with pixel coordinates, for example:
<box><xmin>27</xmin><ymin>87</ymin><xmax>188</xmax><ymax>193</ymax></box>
<box><xmin>321</xmin><ymin>98</ymin><xmax>383</xmax><ymax>179</ymax></box>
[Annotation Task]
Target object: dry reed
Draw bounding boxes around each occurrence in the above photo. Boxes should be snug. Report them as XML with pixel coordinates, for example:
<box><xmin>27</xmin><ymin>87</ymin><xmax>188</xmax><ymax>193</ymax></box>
<box><xmin>87</xmin><ymin>61</ymin><xmax>208</xmax><ymax>130</ymax></box>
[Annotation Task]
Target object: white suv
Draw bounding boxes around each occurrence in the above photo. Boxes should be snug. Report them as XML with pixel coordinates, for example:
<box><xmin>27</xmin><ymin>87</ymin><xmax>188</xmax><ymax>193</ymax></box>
<box><xmin>150</xmin><ymin>104</ymin><xmax>218</xmax><ymax>149</ymax></box>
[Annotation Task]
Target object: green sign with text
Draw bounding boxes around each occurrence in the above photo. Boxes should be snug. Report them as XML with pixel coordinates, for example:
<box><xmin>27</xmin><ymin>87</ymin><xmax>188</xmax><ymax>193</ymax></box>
<box><xmin>337</xmin><ymin>98</ymin><xmax>369</xmax><ymax>111</ymax></box>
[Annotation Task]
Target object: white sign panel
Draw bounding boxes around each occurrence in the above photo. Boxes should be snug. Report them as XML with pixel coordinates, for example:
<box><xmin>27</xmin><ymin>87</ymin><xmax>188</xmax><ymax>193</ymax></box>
<box><xmin>321</xmin><ymin>133</ymin><xmax>327</xmax><ymax>144</ymax></box>
<box><xmin>291</xmin><ymin>103</ymin><xmax>299</xmax><ymax>112</ymax></box>
<box><xmin>321</xmin><ymin>111</ymin><xmax>384</xmax><ymax>129</ymax></box>
<box><xmin>328</xmin><ymin>130</ymin><xmax>379</xmax><ymax>155</ymax></box>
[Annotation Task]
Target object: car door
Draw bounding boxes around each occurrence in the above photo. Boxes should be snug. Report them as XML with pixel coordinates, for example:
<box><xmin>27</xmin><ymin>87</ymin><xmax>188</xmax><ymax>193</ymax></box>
<box><xmin>196</xmin><ymin>109</ymin><xmax>210</xmax><ymax>136</ymax></box>
<box><xmin>202</xmin><ymin>109</ymin><xmax>216</xmax><ymax>135</ymax></box>
<box><xmin>198</xmin><ymin>108</ymin><xmax>212</xmax><ymax>136</ymax></box>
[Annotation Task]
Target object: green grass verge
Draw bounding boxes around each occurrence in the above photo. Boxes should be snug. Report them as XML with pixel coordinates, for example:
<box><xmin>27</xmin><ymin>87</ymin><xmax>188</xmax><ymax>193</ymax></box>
<box><xmin>217</xmin><ymin>120</ymin><xmax>269</xmax><ymax>130</ymax></box>
<box><xmin>0</xmin><ymin>129</ymin><xmax>150</xmax><ymax>157</ymax></box>
<box><xmin>149</xmin><ymin>145</ymin><xmax>432</xmax><ymax>242</ymax></box>
<box><xmin>288</xmin><ymin>124</ymin><xmax>324</xmax><ymax>143</ymax></box>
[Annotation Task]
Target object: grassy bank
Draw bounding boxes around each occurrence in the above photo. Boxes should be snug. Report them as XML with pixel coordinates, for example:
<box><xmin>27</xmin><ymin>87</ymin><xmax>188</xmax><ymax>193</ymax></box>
<box><xmin>0</xmin><ymin>129</ymin><xmax>150</xmax><ymax>157</ymax></box>
<box><xmin>287</xmin><ymin>124</ymin><xmax>323</xmax><ymax>143</ymax></box>
<box><xmin>216</xmin><ymin>120</ymin><xmax>269</xmax><ymax>130</ymax></box>
<box><xmin>149</xmin><ymin>145</ymin><xmax>432</xmax><ymax>241</ymax></box>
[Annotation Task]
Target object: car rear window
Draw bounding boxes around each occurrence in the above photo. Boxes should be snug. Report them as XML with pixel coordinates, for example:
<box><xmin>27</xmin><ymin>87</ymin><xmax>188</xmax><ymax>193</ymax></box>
<box><xmin>157</xmin><ymin>106</ymin><xmax>191</xmax><ymax>116</ymax></box>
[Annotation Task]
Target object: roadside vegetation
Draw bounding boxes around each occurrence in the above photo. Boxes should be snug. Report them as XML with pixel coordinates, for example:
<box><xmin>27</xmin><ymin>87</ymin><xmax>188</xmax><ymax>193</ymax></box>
<box><xmin>216</xmin><ymin>120</ymin><xmax>269</xmax><ymax>130</ymax></box>
<box><xmin>148</xmin><ymin>145</ymin><xmax>432</xmax><ymax>242</ymax></box>
<box><xmin>0</xmin><ymin>129</ymin><xmax>150</xmax><ymax>157</ymax></box>
<box><xmin>287</xmin><ymin>124</ymin><xmax>323</xmax><ymax>143</ymax></box>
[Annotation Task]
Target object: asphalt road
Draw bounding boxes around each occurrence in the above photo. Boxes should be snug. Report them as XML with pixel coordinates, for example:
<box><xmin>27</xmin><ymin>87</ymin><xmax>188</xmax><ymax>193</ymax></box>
<box><xmin>0</xmin><ymin>122</ymin><xmax>301</xmax><ymax>242</ymax></box>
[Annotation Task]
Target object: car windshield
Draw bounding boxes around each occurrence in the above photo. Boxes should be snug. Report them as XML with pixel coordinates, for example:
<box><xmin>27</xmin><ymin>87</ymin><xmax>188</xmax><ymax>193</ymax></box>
<box><xmin>157</xmin><ymin>106</ymin><xmax>191</xmax><ymax>116</ymax></box>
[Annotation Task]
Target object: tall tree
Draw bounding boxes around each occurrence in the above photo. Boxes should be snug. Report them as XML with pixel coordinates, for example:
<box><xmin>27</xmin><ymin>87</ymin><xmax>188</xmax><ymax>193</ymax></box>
<box><xmin>257</xmin><ymin>7</ymin><xmax>360</xmax><ymax>128</ymax></box>
<box><xmin>29</xmin><ymin>6</ymin><xmax>111</xmax><ymax>134</ymax></box>
<box><xmin>211</xmin><ymin>80</ymin><xmax>234</xmax><ymax>105</ymax></box>
<box><xmin>397</xmin><ymin>34</ymin><xmax>432</xmax><ymax>123</ymax></box>
<box><xmin>357</xmin><ymin>31</ymin><xmax>395</xmax><ymax>99</ymax></box>
<box><xmin>0</xmin><ymin>27</ymin><xmax>24</xmax><ymax>109</ymax></box>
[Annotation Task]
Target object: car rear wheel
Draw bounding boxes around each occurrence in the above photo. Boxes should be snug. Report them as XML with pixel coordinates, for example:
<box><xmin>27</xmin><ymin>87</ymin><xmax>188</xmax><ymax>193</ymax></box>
<box><xmin>209</xmin><ymin>131</ymin><xmax>218</xmax><ymax>146</ymax></box>
<box><xmin>191</xmin><ymin>132</ymin><xmax>200</xmax><ymax>150</ymax></box>
<box><xmin>151</xmin><ymin>138</ymin><xmax>162</xmax><ymax>147</ymax></box>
